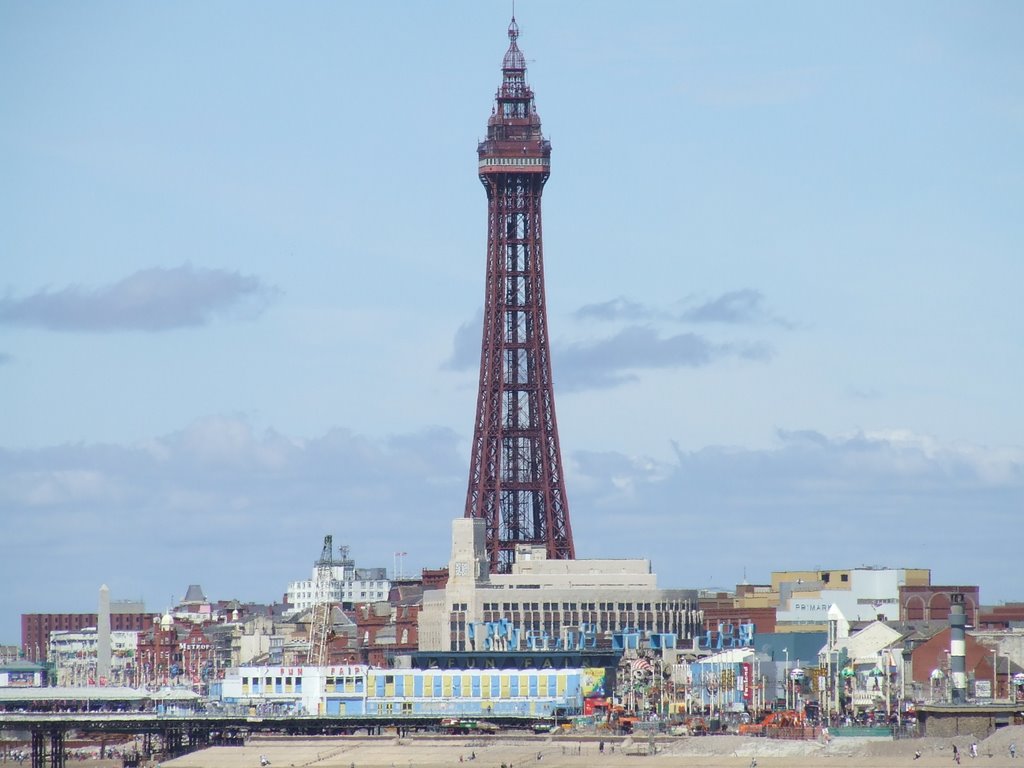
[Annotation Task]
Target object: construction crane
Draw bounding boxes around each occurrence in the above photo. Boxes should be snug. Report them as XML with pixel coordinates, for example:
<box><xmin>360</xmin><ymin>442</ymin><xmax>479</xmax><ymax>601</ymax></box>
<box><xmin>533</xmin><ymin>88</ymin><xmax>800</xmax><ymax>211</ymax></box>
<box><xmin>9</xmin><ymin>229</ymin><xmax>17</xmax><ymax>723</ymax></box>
<box><xmin>306</xmin><ymin>535</ymin><xmax>335</xmax><ymax>666</ymax></box>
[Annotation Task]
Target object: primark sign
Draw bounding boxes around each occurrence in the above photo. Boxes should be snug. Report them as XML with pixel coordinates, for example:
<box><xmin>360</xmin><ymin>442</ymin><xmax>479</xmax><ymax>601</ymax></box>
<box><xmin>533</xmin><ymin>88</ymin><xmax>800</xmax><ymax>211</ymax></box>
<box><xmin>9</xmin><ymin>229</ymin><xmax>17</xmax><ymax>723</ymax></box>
<box><xmin>779</xmin><ymin>601</ymin><xmax>830</xmax><ymax>621</ymax></box>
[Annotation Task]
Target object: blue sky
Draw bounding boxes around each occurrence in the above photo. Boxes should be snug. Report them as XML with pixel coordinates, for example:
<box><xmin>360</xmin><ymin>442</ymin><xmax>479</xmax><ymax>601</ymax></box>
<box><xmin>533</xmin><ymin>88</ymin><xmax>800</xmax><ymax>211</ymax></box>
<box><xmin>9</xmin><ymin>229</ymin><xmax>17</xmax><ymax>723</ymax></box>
<box><xmin>1</xmin><ymin>2</ymin><xmax>1022</xmax><ymax>644</ymax></box>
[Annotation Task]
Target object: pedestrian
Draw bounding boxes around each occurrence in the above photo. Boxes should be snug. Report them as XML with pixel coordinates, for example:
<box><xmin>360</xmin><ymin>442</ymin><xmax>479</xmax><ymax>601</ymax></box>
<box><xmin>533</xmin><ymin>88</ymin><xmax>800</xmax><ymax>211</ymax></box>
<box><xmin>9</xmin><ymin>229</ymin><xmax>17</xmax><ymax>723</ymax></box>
<box><xmin>970</xmin><ymin>741</ymin><xmax>977</xmax><ymax>759</ymax></box>
<box><xmin>953</xmin><ymin>744</ymin><xmax>960</xmax><ymax>764</ymax></box>
<box><xmin>1010</xmin><ymin>743</ymin><xmax>1016</xmax><ymax>759</ymax></box>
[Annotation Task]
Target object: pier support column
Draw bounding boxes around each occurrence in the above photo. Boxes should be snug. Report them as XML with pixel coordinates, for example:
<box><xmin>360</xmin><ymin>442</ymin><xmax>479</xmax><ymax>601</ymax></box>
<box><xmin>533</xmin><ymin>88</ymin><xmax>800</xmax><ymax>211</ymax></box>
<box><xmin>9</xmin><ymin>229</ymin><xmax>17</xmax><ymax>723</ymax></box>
<box><xmin>31</xmin><ymin>730</ymin><xmax>45</xmax><ymax>768</ymax></box>
<box><xmin>48</xmin><ymin>729</ymin><xmax>66</xmax><ymax>768</ymax></box>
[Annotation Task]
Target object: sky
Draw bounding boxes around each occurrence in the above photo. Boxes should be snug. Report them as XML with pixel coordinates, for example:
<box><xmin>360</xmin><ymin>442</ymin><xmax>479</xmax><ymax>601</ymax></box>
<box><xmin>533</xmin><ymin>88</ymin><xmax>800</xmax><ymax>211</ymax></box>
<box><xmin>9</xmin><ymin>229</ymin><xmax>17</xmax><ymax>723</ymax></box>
<box><xmin>1</xmin><ymin>2</ymin><xmax>1022</xmax><ymax>645</ymax></box>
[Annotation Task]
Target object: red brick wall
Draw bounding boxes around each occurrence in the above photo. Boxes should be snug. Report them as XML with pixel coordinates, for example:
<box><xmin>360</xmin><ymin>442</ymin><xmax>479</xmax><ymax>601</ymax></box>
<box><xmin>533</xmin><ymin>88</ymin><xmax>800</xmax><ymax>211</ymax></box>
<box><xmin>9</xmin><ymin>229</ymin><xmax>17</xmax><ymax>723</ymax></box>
<box><xmin>899</xmin><ymin>586</ymin><xmax>979</xmax><ymax>624</ymax></box>
<box><xmin>701</xmin><ymin>605</ymin><xmax>777</xmax><ymax>636</ymax></box>
<box><xmin>21</xmin><ymin>613</ymin><xmax>157</xmax><ymax>662</ymax></box>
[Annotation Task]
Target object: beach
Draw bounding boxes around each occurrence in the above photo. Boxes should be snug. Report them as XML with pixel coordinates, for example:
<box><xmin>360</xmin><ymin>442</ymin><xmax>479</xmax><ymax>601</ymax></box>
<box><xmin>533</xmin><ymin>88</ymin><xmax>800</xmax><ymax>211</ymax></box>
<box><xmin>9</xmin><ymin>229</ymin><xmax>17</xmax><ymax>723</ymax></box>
<box><xmin>165</xmin><ymin>725</ymin><xmax>1024</xmax><ymax>768</ymax></box>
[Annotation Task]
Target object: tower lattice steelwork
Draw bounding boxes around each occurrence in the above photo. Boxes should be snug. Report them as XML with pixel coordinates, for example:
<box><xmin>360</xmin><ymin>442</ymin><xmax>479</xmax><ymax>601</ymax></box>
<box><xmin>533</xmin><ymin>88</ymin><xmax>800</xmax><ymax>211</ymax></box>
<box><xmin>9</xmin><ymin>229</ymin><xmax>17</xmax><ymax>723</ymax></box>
<box><xmin>465</xmin><ymin>18</ymin><xmax>575</xmax><ymax>573</ymax></box>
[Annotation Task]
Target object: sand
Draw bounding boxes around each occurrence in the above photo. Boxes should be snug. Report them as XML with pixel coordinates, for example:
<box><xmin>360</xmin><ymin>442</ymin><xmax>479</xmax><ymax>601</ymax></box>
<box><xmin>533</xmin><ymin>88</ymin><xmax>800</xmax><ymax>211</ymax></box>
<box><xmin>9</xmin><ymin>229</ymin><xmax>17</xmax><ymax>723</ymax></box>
<box><xmin>164</xmin><ymin>725</ymin><xmax>1024</xmax><ymax>768</ymax></box>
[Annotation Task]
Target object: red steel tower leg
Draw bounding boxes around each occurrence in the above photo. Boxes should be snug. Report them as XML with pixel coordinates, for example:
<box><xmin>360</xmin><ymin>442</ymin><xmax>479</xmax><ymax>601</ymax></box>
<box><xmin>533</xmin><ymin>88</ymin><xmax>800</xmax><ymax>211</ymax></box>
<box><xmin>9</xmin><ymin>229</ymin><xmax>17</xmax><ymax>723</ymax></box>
<box><xmin>465</xmin><ymin>17</ymin><xmax>575</xmax><ymax>573</ymax></box>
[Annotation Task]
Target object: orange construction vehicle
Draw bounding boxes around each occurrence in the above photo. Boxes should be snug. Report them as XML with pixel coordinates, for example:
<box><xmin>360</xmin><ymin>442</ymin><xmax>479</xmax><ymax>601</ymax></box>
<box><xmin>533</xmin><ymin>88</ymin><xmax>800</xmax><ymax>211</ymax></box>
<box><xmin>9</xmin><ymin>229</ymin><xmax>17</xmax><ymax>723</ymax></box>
<box><xmin>738</xmin><ymin>710</ymin><xmax>805</xmax><ymax>737</ymax></box>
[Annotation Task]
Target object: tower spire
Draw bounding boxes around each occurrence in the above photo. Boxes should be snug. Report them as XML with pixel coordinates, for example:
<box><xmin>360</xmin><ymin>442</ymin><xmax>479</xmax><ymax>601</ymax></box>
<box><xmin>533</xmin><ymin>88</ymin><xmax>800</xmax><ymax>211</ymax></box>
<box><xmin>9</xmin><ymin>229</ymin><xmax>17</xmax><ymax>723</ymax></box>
<box><xmin>502</xmin><ymin>15</ymin><xmax>525</xmax><ymax>75</ymax></box>
<box><xmin>465</xmin><ymin>19</ymin><xmax>575</xmax><ymax>574</ymax></box>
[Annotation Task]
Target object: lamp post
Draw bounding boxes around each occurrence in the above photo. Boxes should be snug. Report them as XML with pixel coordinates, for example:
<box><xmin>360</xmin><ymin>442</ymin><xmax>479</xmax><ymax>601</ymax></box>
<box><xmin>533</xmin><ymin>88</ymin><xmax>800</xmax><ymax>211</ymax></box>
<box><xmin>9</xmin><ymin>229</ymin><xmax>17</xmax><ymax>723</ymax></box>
<box><xmin>783</xmin><ymin>648</ymin><xmax>790</xmax><ymax>710</ymax></box>
<box><xmin>753</xmin><ymin>654</ymin><xmax>760</xmax><ymax>714</ymax></box>
<box><xmin>883</xmin><ymin>651</ymin><xmax>891</xmax><ymax>722</ymax></box>
<box><xmin>1008</xmin><ymin>655</ymin><xmax>1013</xmax><ymax>704</ymax></box>
<box><xmin>993</xmin><ymin>651</ymin><xmax>998</xmax><ymax>701</ymax></box>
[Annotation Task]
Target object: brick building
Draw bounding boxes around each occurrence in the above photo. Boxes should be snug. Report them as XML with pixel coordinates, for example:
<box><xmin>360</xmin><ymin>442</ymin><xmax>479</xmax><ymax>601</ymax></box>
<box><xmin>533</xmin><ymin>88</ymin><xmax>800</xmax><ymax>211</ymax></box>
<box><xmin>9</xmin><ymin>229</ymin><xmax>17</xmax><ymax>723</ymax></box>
<box><xmin>978</xmin><ymin>603</ymin><xmax>1024</xmax><ymax>630</ymax></box>
<box><xmin>899</xmin><ymin>585</ymin><xmax>980</xmax><ymax>625</ymax></box>
<box><xmin>697</xmin><ymin>588</ymin><xmax>777</xmax><ymax>648</ymax></box>
<box><xmin>21</xmin><ymin>607</ymin><xmax>156</xmax><ymax>662</ymax></box>
<box><xmin>909</xmin><ymin>627</ymin><xmax>1013</xmax><ymax>698</ymax></box>
<box><xmin>353</xmin><ymin>589</ymin><xmax>421</xmax><ymax>667</ymax></box>
<box><xmin>135</xmin><ymin>614</ymin><xmax>181</xmax><ymax>687</ymax></box>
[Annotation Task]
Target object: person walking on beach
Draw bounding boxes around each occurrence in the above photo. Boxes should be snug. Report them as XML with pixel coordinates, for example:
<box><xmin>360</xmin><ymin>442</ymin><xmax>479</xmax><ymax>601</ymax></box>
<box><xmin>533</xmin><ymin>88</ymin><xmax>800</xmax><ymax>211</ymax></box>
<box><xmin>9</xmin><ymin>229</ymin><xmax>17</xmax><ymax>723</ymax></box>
<box><xmin>953</xmin><ymin>744</ymin><xmax>961</xmax><ymax>764</ymax></box>
<box><xmin>1010</xmin><ymin>743</ymin><xmax>1016</xmax><ymax>758</ymax></box>
<box><xmin>970</xmin><ymin>741</ymin><xmax>978</xmax><ymax>759</ymax></box>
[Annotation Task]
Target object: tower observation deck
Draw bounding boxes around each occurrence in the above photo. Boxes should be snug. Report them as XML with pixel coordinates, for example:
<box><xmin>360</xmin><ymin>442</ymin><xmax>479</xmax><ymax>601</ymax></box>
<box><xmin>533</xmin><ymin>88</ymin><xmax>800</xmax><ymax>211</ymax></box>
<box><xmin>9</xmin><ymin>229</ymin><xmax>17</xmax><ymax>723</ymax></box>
<box><xmin>465</xmin><ymin>18</ymin><xmax>575</xmax><ymax>573</ymax></box>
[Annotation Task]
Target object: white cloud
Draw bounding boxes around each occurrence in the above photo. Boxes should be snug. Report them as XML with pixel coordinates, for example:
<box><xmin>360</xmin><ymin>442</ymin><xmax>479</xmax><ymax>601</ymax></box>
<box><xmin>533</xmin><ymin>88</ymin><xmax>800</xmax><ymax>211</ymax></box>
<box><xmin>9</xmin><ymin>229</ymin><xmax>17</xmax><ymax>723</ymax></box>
<box><xmin>2</xmin><ymin>469</ymin><xmax>124</xmax><ymax>507</ymax></box>
<box><xmin>0</xmin><ymin>419</ymin><xmax>1020</xmax><ymax>642</ymax></box>
<box><xmin>570</xmin><ymin>428</ymin><xmax>1023</xmax><ymax>591</ymax></box>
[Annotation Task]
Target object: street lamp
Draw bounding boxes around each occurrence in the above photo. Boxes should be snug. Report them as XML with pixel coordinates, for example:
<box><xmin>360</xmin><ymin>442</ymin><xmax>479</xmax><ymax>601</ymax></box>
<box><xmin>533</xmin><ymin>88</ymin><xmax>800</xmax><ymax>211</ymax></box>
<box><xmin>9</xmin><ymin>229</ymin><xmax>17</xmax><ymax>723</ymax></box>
<box><xmin>993</xmin><ymin>651</ymin><xmax>998</xmax><ymax>701</ymax></box>
<box><xmin>783</xmin><ymin>648</ymin><xmax>790</xmax><ymax>710</ymax></box>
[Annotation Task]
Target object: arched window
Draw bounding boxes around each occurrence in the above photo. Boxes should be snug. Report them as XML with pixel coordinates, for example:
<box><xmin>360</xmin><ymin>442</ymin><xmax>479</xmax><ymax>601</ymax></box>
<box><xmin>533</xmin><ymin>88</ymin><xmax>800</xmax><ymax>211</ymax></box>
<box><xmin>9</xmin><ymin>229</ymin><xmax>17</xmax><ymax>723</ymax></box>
<box><xmin>905</xmin><ymin>596</ymin><xmax>926</xmax><ymax>621</ymax></box>
<box><xmin>928</xmin><ymin>593</ymin><xmax>951</xmax><ymax>622</ymax></box>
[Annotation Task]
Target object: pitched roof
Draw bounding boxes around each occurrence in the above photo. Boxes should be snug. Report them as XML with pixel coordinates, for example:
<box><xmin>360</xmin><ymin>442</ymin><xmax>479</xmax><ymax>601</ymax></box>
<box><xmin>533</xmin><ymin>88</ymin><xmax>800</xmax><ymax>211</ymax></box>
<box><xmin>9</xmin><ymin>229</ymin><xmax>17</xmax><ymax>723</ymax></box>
<box><xmin>182</xmin><ymin>584</ymin><xmax>207</xmax><ymax>604</ymax></box>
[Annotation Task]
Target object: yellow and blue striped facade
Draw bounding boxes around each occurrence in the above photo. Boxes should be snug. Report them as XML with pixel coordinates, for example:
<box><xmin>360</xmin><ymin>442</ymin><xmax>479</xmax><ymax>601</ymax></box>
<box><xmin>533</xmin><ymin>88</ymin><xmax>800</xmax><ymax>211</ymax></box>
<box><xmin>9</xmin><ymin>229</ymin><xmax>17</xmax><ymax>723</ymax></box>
<box><xmin>353</xmin><ymin>668</ymin><xmax>579</xmax><ymax>716</ymax></box>
<box><xmin>218</xmin><ymin>664</ymin><xmax>587</xmax><ymax>718</ymax></box>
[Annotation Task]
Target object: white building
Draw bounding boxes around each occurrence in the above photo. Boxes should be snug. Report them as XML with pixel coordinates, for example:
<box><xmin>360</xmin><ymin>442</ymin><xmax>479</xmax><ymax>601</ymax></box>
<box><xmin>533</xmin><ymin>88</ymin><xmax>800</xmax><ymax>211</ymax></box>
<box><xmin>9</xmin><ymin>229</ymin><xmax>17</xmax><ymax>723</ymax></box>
<box><xmin>818</xmin><ymin>615</ymin><xmax>906</xmax><ymax>715</ymax></box>
<box><xmin>418</xmin><ymin>519</ymin><xmax>701</xmax><ymax>652</ymax></box>
<box><xmin>49</xmin><ymin>628</ymin><xmax>138</xmax><ymax>687</ymax></box>
<box><xmin>285</xmin><ymin>543</ymin><xmax>390</xmax><ymax>616</ymax></box>
<box><xmin>775</xmin><ymin>567</ymin><xmax>931</xmax><ymax>627</ymax></box>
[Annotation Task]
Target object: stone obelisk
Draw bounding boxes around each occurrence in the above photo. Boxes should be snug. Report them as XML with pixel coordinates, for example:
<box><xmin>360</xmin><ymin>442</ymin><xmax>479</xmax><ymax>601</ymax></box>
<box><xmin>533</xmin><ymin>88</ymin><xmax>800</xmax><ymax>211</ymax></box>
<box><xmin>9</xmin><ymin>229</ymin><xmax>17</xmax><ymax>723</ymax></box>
<box><xmin>97</xmin><ymin>584</ymin><xmax>112</xmax><ymax>683</ymax></box>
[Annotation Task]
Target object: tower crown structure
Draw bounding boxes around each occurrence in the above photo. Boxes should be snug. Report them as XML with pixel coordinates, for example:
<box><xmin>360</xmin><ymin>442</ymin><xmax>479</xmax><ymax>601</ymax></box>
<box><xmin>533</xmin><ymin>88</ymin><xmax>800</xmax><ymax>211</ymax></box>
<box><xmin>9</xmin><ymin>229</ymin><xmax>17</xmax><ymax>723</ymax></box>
<box><xmin>466</xmin><ymin>18</ymin><xmax>574</xmax><ymax>573</ymax></box>
<box><xmin>478</xmin><ymin>18</ymin><xmax>550</xmax><ymax>178</ymax></box>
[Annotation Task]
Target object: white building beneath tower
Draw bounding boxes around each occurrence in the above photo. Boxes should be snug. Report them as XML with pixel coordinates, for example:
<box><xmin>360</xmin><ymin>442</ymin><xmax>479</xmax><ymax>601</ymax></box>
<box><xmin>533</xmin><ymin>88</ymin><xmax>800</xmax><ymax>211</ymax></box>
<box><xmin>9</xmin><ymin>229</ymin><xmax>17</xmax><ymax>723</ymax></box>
<box><xmin>284</xmin><ymin>542</ymin><xmax>390</xmax><ymax>616</ymax></box>
<box><xmin>418</xmin><ymin>518</ymin><xmax>703</xmax><ymax>653</ymax></box>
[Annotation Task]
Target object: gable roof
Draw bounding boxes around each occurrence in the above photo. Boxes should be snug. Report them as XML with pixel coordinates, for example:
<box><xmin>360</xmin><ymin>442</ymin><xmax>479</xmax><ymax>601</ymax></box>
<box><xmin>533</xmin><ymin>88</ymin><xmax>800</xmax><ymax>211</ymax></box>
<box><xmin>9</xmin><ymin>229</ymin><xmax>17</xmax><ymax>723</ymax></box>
<box><xmin>827</xmin><ymin>620</ymin><xmax>904</xmax><ymax>664</ymax></box>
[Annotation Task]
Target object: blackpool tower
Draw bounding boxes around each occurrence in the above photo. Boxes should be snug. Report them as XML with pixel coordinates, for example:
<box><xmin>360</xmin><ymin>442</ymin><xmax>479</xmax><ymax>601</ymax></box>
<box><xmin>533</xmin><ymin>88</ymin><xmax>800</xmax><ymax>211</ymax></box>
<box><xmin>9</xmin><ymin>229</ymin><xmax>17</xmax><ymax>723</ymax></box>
<box><xmin>465</xmin><ymin>18</ymin><xmax>575</xmax><ymax>573</ymax></box>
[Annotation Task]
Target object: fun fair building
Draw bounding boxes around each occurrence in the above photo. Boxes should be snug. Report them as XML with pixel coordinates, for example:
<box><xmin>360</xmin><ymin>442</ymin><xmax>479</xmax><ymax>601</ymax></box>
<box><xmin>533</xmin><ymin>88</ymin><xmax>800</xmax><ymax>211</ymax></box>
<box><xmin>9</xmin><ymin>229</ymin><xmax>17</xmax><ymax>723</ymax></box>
<box><xmin>214</xmin><ymin>663</ymin><xmax>588</xmax><ymax>717</ymax></box>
